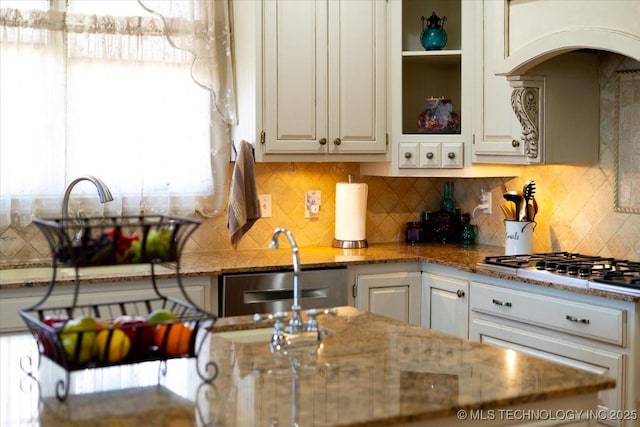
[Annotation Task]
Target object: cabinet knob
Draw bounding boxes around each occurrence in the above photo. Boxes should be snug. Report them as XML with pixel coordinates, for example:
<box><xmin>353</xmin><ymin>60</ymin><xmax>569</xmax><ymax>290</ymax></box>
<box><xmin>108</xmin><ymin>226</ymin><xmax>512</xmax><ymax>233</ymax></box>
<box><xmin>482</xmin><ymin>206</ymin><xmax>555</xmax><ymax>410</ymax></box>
<box><xmin>404</xmin><ymin>152</ymin><xmax>412</xmax><ymax>159</ymax></box>
<box><xmin>426</xmin><ymin>152</ymin><xmax>434</xmax><ymax>160</ymax></box>
<box><xmin>333</xmin><ymin>138</ymin><xmax>341</xmax><ymax>146</ymax></box>
<box><xmin>319</xmin><ymin>138</ymin><xmax>327</xmax><ymax>146</ymax></box>
<box><xmin>448</xmin><ymin>152</ymin><xmax>456</xmax><ymax>159</ymax></box>
<box><xmin>511</xmin><ymin>139</ymin><xmax>520</xmax><ymax>148</ymax></box>
<box><xmin>456</xmin><ymin>289</ymin><xmax>465</xmax><ymax>298</ymax></box>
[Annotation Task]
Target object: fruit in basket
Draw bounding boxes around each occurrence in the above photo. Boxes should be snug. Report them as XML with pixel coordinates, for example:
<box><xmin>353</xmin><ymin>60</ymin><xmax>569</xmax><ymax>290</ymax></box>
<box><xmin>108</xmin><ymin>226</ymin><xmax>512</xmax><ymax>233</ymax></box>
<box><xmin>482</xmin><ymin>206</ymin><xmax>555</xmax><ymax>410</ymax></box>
<box><xmin>147</xmin><ymin>309</ymin><xmax>177</xmax><ymax>325</ymax></box>
<box><xmin>154</xmin><ymin>323</ymin><xmax>193</xmax><ymax>356</ymax></box>
<box><xmin>113</xmin><ymin>315</ymin><xmax>154</xmax><ymax>357</ymax></box>
<box><xmin>90</xmin><ymin>229</ymin><xmax>140</xmax><ymax>265</ymax></box>
<box><xmin>40</xmin><ymin>316</ymin><xmax>67</xmax><ymax>358</ymax></box>
<box><xmin>94</xmin><ymin>328</ymin><xmax>131</xmax><ymax>363</ymax></box>
<box><xmin>145</xmin><ymin>228</ymin><xmax>173</xmax><ymax>261</ymax></box>
<box><xmin>60</xmin><ymin>316</ymin><xmax>97</xmax><ymax>364</ymax></box>
<box><xmin>124</xmin><ymin>227</ymin><xmax>172</xmax><ymax>262</ymax></box>
<box><xmin>43</xmin><ymin>315</ymin><xmax>68</xmax><ymax>328</ymax></box>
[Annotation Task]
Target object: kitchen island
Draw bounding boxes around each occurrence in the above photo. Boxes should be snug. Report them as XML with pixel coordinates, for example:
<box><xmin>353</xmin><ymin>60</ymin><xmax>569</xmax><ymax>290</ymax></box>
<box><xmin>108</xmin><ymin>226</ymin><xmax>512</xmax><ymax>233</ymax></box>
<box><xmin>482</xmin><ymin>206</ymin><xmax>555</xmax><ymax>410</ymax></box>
<box><xmin>1</xmin><ymin>307</ymin><xmax>614</xmax><ymax>427</ymax></box>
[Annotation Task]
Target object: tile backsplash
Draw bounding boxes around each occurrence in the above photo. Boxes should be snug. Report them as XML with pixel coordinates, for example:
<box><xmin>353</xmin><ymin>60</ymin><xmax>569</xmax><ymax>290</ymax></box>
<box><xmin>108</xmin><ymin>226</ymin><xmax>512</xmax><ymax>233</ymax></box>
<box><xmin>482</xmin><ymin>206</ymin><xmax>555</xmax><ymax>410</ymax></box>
<box><xmin>1</xmin><ymin>53</ymin><xmax>638</xmax><ymax>263</ymax></box>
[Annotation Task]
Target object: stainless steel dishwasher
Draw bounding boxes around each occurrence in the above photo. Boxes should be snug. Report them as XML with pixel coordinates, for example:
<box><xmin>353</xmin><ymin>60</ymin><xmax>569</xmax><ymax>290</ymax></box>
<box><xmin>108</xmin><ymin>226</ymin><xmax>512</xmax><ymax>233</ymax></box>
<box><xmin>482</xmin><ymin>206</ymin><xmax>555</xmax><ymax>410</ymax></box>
<box><xmin>219</xmin><ymin>267</ymin><xmax>348</xmax><ymax>317</ymax></box>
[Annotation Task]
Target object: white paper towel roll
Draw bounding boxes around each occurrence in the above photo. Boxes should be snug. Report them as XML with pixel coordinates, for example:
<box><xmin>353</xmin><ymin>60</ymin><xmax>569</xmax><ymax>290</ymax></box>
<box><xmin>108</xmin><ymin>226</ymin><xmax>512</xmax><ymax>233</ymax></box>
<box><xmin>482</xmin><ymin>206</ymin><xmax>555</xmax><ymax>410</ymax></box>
<box><xmin>335</xmin><ymin>182</ymin><xmax>368</xmax><ymax>241</ymax></box>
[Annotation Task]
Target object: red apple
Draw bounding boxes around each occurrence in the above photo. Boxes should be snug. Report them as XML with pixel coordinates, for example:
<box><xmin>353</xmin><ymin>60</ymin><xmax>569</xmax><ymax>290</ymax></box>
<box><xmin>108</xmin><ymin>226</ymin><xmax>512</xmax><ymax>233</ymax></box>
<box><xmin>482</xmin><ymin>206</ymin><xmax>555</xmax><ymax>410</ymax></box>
<box><xmin>43</xmin><ymin>315</ymin><xmax>68</xmax><ymax>328</ymax></box>
<box><xmin>39</xmin><ymin>316</ymin><xmax>68</xmax><ymax>359</ymax></box>
<box><xmin>113</xmin><ymin>315</ymin><xmax>154</xmax><ymax>358</ymax></box>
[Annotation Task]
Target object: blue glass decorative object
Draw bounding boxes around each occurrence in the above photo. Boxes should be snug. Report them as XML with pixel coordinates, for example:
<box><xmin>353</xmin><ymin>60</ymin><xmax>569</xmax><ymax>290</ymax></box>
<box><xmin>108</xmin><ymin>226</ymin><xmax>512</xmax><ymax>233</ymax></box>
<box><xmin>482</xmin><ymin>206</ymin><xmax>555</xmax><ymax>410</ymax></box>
<box><xmin>420</xmin><ymin>12</ymin><xmax>447</xmax><ymax>51</ymax></box>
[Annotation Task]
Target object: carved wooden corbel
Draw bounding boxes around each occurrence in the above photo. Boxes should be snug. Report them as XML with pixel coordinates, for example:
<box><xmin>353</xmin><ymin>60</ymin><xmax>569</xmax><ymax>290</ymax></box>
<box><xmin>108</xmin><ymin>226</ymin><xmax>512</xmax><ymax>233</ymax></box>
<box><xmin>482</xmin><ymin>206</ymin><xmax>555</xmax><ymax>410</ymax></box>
<box><xmin>508</xmin><ymin>75</ymin><xmax>545</xmax><ymax>161</ymax></box>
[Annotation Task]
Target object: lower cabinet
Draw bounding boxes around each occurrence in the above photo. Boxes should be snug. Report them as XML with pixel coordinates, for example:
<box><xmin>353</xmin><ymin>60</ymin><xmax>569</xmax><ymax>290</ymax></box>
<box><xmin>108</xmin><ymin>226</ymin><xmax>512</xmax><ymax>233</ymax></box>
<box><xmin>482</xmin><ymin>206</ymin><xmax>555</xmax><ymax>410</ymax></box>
<box><xmin>469</xmin><ymin>278</ymin><xmax>638</xmax><ymax>427</ymax></box>
<box><xmin>0</xmin><ymin>276</ymin><xmax>213</xmax><ymax>333</ymax></box>
<box><xmin>351</xmin><ymin>263</ymin><xmax>422</xmax><ymax>325</ymax></box>
<box><xmin>422</xmin><ymin>271</ymin><xmax>469</xmax><ymax>338</ymax></box>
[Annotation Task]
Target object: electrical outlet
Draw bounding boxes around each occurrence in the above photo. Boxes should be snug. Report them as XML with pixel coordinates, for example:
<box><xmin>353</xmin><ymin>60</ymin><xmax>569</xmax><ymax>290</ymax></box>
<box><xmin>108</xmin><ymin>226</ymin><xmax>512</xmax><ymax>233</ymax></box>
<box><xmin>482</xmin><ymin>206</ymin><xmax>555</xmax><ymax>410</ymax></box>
<box><xmin>259</xmin><ymin>194</ymin><xmax>272</xmax><ymax>218</ymax></box>
<box><xmin>480</xmin><ymin>188</ymin><xmax>492</xmax><ymax>214</ymax></box>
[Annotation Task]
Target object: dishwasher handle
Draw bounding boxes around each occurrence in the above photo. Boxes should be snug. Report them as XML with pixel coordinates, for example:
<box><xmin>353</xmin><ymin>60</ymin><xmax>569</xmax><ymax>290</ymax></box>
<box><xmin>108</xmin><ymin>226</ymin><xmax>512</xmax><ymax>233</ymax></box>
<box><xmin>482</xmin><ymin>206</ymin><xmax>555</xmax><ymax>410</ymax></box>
<box><xmin>243</xmin><ymin>288</ymin><xmax>329</xmax><ymax>304</ymax></box>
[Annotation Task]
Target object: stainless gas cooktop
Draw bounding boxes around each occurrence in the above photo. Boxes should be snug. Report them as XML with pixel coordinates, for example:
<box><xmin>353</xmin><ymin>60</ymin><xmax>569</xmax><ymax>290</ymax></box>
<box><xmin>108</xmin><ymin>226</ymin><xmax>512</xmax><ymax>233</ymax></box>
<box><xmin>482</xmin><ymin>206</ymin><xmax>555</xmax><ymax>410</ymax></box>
<box><xmin>479</xmin><ymin>252</ymin><xmax>640</xmax><ymax>296</ymax></box>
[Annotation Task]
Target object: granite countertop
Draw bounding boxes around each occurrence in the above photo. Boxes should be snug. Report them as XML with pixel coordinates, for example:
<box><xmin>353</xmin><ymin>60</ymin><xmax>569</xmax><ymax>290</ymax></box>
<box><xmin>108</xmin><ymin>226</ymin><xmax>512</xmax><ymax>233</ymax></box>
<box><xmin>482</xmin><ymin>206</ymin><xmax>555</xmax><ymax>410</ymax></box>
<box><xmin>1</xmin><ymin>242</ymin><xmax>637</xmax><ymax>302</ymax></box>
<box><xmin>2</xmin><ymin>307</ymin><xmax>615</xmax><ymax>427</ymax></box>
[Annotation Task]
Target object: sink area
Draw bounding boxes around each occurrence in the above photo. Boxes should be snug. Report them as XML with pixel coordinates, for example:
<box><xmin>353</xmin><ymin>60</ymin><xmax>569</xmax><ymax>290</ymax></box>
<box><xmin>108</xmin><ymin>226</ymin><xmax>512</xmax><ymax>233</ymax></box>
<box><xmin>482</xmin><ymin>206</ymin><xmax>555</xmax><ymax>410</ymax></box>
<box><xmin>213</xmin><ymin>328</ymin><xmax>275</xmax><ymax>344</ymax></box>
<box><xmin>213</xmin><ymin>326</ymin><xmax>334</xmax><ymax>346</ymax></box>
<box><xmin>0</xmin><ymin>264</ymin><xmax>173</xmax><ymax>282</ymax></box>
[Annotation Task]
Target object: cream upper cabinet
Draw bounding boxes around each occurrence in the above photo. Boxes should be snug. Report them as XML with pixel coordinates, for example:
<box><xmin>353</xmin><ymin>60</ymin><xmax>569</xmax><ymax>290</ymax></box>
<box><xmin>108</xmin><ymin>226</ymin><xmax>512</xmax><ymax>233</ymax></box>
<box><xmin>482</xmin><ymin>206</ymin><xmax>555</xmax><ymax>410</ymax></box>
<box><xmin>233</xmin><ymin>0</ymin><xmax>387</xmax><ymax>161</ymax></box>
<box><xmin>470</xmin><ymin>1</ymin><xmax>523</xmax><ymax>161</ymax></box>
<box><xmin>360</xmin><ymin>0</ymin><xmax>516</xmax><ymax>178</ymax></box>
<box><xmin>472</xmin><ymin>0</ymin><xmax>604</xmax><ymax>165</ymax></box>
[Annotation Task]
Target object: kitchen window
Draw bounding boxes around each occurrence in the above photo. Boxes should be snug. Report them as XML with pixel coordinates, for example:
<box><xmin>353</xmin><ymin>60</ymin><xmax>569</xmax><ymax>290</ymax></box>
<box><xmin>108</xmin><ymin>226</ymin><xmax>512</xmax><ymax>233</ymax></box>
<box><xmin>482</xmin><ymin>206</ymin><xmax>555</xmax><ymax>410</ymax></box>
<box><xmin>0</xmin><ymin>0</ymin><xmax>236</xmax><ymax>228</ymax></box>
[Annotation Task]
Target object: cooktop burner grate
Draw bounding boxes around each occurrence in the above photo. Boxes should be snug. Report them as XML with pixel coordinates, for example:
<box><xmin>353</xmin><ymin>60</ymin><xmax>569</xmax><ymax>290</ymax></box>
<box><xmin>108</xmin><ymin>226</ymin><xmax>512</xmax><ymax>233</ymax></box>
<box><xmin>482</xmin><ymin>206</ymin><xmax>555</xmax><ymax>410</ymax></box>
<box><xmin>482</xmin><ymin>253</ymin><xmax>640</xmax><ymax>290</ymax></box>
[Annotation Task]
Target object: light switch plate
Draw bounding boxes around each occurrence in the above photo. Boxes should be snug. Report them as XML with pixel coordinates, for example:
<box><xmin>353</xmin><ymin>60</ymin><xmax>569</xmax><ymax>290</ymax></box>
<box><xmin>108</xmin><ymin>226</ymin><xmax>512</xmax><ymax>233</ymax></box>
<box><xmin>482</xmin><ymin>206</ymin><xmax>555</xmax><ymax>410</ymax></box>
<box><xmin>259</xmin><ymin>194</ymin><xmax>272</xmax><ymax>218</ymax></box>
<box><xmin>304</xmin><ymin>190</ymin><xmax>321</xmax><ymax>218</ymax></box>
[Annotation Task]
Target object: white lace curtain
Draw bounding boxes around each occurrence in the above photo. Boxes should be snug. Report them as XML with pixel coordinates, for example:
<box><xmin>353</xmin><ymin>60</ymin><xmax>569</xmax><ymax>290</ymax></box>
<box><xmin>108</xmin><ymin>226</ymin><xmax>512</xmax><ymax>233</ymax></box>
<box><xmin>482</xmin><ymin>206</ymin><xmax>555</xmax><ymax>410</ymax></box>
<box><xmin>0</xmin><ymin>0</ymin><xmax>236</xmax><ymax>230</ymax></box>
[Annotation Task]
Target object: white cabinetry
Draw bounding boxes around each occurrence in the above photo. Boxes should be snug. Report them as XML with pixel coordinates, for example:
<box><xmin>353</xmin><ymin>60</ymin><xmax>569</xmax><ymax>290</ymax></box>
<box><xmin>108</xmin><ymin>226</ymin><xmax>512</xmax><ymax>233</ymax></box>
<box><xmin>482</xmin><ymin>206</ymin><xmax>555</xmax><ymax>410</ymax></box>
<box><xmin>469</xmin><ymin>278</ymin><xmax>639</xmax><ymax>427</ymax></box>
<box><xmin>472</xmin><ymin>1</ymin><xmax>601</xmax><ymax>165</ymax></box>
<box><xmin>351</xmin><ymin>263</ymin><xmax>422</xmax><ymax>325</ymax></box>
<box><xmin>422</xmin><ymin>270</ymin><xmax>468</xmax><ymax>338</ymax></box>
<box><xmin>0</xmin><ymin>277</ymin><xmax>212</xmax><ymax>333</ymax></box>
<box><xmin>233</xmin><ymin>0</ymin><xmax>387</xmax><ymax>162</ymax></box>
<box><xmin>360</xmin><ymin>0</ymin><xmax>516</xmax><ymax>178</ymax></box>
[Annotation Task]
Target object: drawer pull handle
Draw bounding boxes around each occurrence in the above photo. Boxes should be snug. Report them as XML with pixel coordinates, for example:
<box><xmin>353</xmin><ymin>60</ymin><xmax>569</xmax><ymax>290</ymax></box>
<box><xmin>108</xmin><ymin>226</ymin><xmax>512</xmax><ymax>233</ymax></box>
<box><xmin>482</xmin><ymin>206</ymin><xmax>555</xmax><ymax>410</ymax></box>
<box><xmin>492</xmin><ymin>299</ymin><xmax>512</xmax><ymax>307</ymax></box>
<box><xmin>566</xmin><ymin>315</ymin><xmax>590</xmax><ymax>324</ymax></box>
<box><xmin>456</xmin><ymin>289</ymin><xmax>465</xmax><ymax>298</ymax></box>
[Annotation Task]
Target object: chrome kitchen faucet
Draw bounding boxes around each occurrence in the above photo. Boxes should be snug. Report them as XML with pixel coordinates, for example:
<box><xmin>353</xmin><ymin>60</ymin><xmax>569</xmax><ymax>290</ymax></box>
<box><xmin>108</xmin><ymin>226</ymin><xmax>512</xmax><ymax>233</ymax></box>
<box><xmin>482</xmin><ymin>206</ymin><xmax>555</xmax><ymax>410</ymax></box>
<box><xmin>270</xmin><ymin>227</ymin><xmax>303</xmax><ymax>333</ymax></box>
<box><xmin>61</xmin><ymin>175</ymin><xmax>114</xmax><ymax>230</ymax></box>
<box><xmin>262</xmin><ymin>227</ymin><xmax>337</xmax><ymax>350</ymax></box>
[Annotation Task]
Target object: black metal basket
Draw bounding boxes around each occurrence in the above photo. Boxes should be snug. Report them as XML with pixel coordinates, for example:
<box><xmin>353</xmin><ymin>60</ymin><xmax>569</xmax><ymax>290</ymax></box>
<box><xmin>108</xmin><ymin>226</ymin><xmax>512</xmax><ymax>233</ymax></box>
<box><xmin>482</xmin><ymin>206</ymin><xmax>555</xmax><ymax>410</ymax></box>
<box><xmin>20</xmin><ymin>215</ymin><xmax>218</xmax><ymax>401</ymax></box>
<box><xmin>32</xmin><ymin>215</ymin><xmax>200</xmax><ymax>267</ymax></box>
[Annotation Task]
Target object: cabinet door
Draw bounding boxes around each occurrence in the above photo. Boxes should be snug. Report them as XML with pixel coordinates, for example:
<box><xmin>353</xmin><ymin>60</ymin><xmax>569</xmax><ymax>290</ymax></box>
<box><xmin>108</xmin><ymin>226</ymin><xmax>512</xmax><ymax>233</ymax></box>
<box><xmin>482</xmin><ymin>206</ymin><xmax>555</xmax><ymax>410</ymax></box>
<box><xmin>472</xmin><ymin>0</ymin><xmax>524</xmax><ymax>161</ymax></box>
<box><xmin>422</xmin><ymin>272</ymin><xmax>468</xmax><ymax>338</ymax></box>
<box><xmin>355</xmin><ymin>271</ymin><xmax>421</xmax><ymax>325</ymax></box>
<box><xmin>471</xmin><ymin>318</ymin><xmax>624</xmax><ymax>424</ymax></box>
<box><xmin>263</xmin><ymin>0</ymin><xmax>328</xmax><ymax>154</ymax></box>
<box><xmin>262</xmin><ymin>0</ymin><xmax>385</xmax><ymax>155</ymax></box>
<box><xmin>327</xmin><ymin>0</ymin><xmax>387</xmax><ymax>154</ymax></box>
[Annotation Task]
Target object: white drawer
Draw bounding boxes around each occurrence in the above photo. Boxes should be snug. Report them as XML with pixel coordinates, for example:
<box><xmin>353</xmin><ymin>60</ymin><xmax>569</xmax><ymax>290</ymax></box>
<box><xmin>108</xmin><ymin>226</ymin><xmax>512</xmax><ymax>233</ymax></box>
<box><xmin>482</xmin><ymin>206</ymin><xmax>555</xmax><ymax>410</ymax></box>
<box><xmin>470</xmin><ymin>281</ymin><xmax>626</xmax><ymax>345</ymax></box>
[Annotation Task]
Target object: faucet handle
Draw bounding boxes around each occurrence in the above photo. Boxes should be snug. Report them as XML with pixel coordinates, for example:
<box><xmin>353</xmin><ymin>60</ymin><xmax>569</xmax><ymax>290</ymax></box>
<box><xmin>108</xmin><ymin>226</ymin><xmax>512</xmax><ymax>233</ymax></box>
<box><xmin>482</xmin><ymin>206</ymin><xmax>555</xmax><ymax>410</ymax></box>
<box><xmin>306</xmin><ymin>308</ymin><xmax>338</xmax><ymax>317</ymax></box>
<box><xmin>305</xmin><ymin>308</ymin><xmax>338</xmax><ymax>332</ymax></box>
<box><xmin>254</xmin><ymin>312</ymin><xmax>288</xmax><ymax>334</ymax></box>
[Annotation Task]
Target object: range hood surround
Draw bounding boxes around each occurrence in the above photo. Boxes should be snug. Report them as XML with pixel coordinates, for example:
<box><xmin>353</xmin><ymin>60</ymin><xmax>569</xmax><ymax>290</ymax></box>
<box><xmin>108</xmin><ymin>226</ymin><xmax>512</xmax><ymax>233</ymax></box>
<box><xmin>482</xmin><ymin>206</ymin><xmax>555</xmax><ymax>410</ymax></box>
<box><xmin>489</xmin><ymin>1</ymin><xmax>638</xmax><ymax>164</ymax></box>
<box><xmin>507</xmin><ymin>52</ymin><xmax>600</xmax><ymax>164</ymax></box>
<box><xmin>494</xmin><ymin>0</ymin><xmax>640</xmax><ymax>77</ymax></box>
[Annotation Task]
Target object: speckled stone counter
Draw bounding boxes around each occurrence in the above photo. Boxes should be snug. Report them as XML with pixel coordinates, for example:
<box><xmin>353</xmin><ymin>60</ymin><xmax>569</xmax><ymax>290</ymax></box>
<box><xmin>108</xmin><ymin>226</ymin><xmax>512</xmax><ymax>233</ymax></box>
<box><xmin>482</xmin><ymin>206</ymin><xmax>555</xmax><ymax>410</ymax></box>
<box><xmin>2</xmin><ymin>307</ymin><xmax>614</xmax><ymax>426</ymax></box>
<box><xmin>2</xmin><ymin>242</ymin><xmax>637</xmax><ymax>302</ymax></box>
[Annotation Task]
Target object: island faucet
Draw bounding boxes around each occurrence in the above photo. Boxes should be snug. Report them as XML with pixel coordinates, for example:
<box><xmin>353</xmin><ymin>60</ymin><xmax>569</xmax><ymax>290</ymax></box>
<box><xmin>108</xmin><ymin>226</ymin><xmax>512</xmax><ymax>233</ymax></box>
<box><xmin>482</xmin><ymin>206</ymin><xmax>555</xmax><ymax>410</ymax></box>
<box><xmin>270</xmin><ymin>227</ymin><xmax>304</xmax><ymax>333</ymax></box>
<box><xmin>61</xmin><ymin>175</ymin><xmax>114</xmax><ymax>224</ymax></box>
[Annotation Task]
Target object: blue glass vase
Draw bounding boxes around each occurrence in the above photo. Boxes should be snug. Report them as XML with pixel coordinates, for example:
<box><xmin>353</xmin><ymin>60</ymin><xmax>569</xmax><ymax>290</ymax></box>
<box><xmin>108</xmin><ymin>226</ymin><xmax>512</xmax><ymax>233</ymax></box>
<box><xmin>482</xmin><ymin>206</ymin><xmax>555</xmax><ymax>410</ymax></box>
<box><xmin>420</xmin><ymin>12</ymin><xmax>447</xmax><ymax>51</ymax></box>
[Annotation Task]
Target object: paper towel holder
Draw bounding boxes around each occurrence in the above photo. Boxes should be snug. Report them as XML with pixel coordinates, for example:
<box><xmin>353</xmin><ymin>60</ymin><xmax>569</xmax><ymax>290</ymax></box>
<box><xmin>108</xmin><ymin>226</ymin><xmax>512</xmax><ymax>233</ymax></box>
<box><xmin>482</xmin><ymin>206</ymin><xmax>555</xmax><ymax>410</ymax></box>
<box><xmin>332</xmin><ymin>238</ymin><xmax>368</xmax><ymax>249</ymax></box>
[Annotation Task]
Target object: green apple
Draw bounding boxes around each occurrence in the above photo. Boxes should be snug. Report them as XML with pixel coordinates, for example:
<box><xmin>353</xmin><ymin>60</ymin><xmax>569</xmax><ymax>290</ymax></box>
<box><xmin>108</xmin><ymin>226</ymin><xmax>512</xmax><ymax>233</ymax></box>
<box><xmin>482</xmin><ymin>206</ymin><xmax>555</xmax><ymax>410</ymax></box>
<box><xmin>147</xmin><ymin>309</ymin><xmax>177</xmax><ymax>326</ymax></box>
<box><xmin>127</xmin><ymin>240</ymin><xmax>142</xmax><ymax>263</ymax></box>
<box><xmin>145</xmin><ymin>228</ymin><xmax>172</xmax><ymax>261</ymax></box>
<box><xmin>60</xmin><ymin>316</ymin><xmax>97</xmax><ymax>364</ymax></box>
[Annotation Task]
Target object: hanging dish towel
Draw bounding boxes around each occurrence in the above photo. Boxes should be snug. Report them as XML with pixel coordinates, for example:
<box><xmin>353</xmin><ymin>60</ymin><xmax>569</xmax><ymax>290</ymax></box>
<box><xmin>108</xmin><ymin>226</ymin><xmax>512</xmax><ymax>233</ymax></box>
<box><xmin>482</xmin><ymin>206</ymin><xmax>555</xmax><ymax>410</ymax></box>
<box><xmin>227</xmin><ymin>140</ymin><xmax>261</xmax><ymax>248</ymax></box>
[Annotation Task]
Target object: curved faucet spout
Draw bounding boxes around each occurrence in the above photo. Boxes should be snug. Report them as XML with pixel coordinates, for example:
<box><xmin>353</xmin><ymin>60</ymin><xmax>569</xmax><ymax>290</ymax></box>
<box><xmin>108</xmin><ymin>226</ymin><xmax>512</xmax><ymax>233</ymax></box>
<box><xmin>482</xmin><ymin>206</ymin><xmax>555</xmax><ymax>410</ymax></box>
<box><xmin>62</xmin><ymin>175</ymin><xmax>114</xmax><ymax>221</ymax></box>
<box><xmin>270</xmin><ymin>227</ymin><xmax>303</xmax><ymax>333</ymax></box>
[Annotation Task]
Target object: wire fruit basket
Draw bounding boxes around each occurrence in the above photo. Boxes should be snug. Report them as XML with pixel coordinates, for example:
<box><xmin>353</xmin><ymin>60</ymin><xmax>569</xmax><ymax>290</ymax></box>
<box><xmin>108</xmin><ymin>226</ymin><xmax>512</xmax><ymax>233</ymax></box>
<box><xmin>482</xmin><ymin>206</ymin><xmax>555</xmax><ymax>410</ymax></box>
<box><xmin>19</xmin><ymin>215</ymin><xmax>218</xmax><ymax>401</ymax></box>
